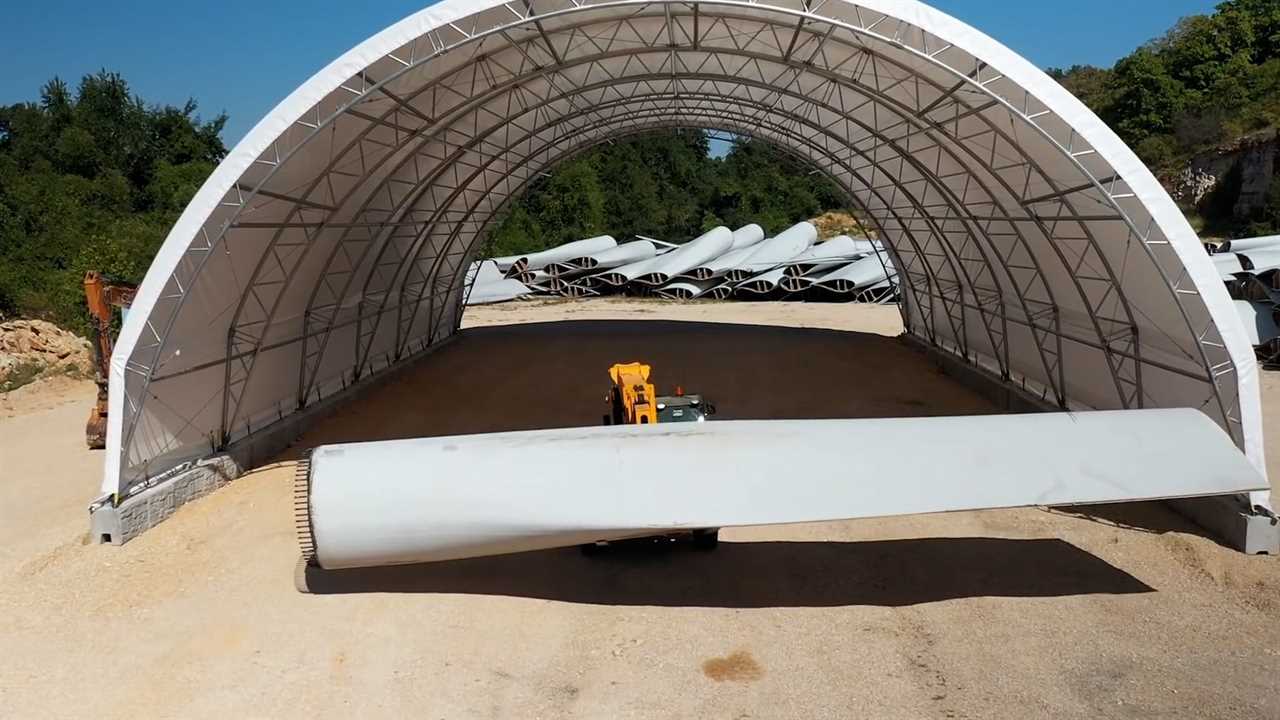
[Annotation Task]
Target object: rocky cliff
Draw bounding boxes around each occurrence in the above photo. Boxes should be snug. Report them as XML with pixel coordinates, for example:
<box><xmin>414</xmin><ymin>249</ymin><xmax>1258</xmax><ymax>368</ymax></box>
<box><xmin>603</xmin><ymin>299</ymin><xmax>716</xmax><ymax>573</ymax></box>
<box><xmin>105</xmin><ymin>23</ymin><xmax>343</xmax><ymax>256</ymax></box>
<box><xmin>1167</xmin><ymin>131</ymin><xmax>1278</xmax><ymax>225</ymax></box>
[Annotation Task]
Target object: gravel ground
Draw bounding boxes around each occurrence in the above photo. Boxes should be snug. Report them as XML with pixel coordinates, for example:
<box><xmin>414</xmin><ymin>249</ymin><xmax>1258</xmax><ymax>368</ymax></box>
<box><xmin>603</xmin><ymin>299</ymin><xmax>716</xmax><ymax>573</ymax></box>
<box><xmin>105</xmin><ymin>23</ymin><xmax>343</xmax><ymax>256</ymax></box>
<box><xmin>1</xmin><ymin>299</ymin><xmax>1277</xmax><ymax>719</ymax></box>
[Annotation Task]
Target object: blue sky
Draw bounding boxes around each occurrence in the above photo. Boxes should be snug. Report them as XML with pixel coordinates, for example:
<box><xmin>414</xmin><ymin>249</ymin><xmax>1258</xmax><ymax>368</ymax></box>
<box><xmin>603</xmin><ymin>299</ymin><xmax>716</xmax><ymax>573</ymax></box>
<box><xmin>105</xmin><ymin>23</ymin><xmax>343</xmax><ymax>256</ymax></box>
<box><xmin>1</xmin><ymin>1</ymin><xmax>1217</xmax><ymax>147</ymax></box>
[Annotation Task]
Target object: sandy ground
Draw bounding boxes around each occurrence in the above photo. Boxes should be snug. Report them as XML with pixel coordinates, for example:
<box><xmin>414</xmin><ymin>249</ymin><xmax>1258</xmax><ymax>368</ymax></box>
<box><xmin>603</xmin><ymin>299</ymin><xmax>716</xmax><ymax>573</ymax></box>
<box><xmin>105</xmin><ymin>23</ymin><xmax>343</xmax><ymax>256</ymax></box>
<box><xmin>1</xmin><ymin>299</ymin><xmax>1278</xmax><ymax>719</ymax></box>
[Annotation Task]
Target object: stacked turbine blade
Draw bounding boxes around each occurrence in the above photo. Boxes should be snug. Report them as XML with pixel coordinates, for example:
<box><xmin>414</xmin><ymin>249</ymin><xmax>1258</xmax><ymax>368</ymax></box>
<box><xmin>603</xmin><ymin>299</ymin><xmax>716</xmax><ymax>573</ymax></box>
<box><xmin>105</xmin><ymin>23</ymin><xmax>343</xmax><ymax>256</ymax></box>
<box><xmin>503</xmin><ymin>235</ymin><xmax>617</xmax><ymax>278</ymax></box>
<box><xmin>1211</xmin><ymin>235</ymin><xmax>1280</xmax><ymax>368</ymax></box>
<box><xmin>811</xmin><ymin>255</ymin><xmax>897</xmax><ymax>295</ymax></box>
<box><xmin>776</xmin><ymin>235</ymin><xmax>878</xmax><ymax>292</ymax></box>
<box><xmin>723</xmin><ymin>222</ymin><xmax>818</xmax><ymax>283</ymax></box>
<box><xmin>654</xmin><ymin>278</ymin><xmax>721</xmax><ymax>300</ymax></box>
<box><xmin>467</xmin><ymin>221</ymin><xmax>901</xmax><ymax>307</ymax></box>
<box><xmin>630</xmin><ymin>227</ymin><xmax>735</xmax><ymax>286</ymax></box>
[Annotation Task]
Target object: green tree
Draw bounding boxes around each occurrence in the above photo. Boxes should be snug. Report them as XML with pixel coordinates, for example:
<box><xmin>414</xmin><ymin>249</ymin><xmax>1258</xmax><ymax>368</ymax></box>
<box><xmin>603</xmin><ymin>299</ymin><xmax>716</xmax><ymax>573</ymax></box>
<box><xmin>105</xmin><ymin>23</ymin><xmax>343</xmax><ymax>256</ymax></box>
<box><xmin>484</xmin><ymin>131</ymin><xmax>857</xmax><ymax>259</ymax></box>
<box><xmin>0</xmin><ymin>71</ymin><xmax>226</xmax><ymax>330</ymax></box>
<box><xmin>1050</xmin><ymin>0</ymin><xmax>1280</xmax><ymax>235</ymax></box>
<box><xmin>484</xmin><ymin>205</ymin><xmax>543</xmax><ymax>258</ymax></box>
<box><xmin>1105</xmin><ymin>49</ymin><xmax>1186</xmax><ymax>146</ymax></box>
<box><xmin>528</xmin><ymin>158</ymin><xmax>607</xmax><ymax>245</ymax></box>
<box><xmin>1047</xmin><ymin>65</ymin><xmax>1115</xmax><ymax>113</ymax></box>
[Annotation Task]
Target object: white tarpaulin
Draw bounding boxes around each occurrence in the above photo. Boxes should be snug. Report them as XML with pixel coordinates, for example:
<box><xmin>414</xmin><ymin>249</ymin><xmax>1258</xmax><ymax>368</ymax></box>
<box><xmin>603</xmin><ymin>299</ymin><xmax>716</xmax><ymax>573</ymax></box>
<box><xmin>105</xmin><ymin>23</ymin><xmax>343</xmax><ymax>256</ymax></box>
<box><xmin>102</xmin><ymin>0</ymin><xmax>1267</xmax><ymax>517</ymax></box>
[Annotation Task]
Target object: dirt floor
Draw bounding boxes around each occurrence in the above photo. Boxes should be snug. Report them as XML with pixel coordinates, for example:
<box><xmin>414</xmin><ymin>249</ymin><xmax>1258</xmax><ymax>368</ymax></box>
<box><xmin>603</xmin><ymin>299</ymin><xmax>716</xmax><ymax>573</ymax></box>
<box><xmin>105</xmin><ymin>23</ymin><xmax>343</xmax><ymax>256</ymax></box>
<box><xmin>1</xmin><ymin>299</ymin><xmax>1279</xmax><ymax>719</ymax></box>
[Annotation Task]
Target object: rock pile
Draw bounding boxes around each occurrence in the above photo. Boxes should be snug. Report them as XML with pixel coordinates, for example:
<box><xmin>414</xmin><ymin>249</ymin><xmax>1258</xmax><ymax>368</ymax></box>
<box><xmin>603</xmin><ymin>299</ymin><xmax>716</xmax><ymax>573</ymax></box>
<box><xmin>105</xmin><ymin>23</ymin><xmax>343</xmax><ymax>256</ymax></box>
<box><xmin>0</xmin><ymin>320</ymin><xmax>93</xmax><ymax>388</ymax></box>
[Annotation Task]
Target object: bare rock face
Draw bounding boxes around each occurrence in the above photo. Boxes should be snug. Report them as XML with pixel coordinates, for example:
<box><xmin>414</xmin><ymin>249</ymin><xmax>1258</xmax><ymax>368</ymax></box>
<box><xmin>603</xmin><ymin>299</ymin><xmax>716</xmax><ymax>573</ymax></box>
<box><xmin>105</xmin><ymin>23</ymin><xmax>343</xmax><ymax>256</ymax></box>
<box><xmin>1234</xmin><ymin>140</ymin><xmax>1279</xmax><ymax>218</ymax></box>
<box><xmin>1174</xmin><ymin>165</ymin><xmax>1221</xmax><ymax>207</ymax></box>
<box><xmin>0</xmin><ymin>320</ymin><xmax>94</xmax><ymax>388</ymax></box>
<box><xmin>1168</xmin><ymin>132</ymin><xmax>1278</xmax><ymax>216</ymax></box>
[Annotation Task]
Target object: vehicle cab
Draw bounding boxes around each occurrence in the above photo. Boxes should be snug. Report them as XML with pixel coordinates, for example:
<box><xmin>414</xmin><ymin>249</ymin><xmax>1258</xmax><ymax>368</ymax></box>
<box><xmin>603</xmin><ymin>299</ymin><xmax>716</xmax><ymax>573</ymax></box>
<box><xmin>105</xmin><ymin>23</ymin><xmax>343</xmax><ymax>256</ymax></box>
<box><xmin>656</xmin><ymin>393</ymin><xmax>715</xmax><ymax>423</ymax></box>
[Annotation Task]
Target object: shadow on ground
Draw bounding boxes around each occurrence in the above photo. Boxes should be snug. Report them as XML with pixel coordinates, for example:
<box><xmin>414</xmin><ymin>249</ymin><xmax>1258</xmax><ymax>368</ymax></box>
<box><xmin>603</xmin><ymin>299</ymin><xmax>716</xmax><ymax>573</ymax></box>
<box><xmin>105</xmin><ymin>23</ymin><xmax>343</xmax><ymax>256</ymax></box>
<box><xmin>1052</xmin><ymin>501</ymin><xmax>1227</xmax><ymax>547</ymax></box>
<box><xmin>299</xmin><ymin>537</ymin><xmax>1152</xmax><ymax>607</ymax></box>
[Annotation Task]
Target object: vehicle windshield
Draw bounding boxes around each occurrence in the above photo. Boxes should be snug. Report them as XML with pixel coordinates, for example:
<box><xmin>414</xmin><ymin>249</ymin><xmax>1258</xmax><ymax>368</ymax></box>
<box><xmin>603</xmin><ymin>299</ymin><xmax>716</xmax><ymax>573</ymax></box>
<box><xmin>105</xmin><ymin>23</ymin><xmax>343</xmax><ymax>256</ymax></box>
<box><xmin>657</xmin><ymin>401</ymin><xmax>705</xmax><ymax>423</ymax></box>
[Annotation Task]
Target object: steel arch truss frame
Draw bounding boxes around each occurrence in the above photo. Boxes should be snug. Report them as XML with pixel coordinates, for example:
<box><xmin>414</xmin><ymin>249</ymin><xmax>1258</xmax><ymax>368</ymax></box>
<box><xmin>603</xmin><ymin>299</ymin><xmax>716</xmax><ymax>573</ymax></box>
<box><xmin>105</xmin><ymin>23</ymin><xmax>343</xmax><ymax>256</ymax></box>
<box><xmin>110</xmin><ymin>0</ymin><xmax>1249</xmax><ymax>499</ymax></box>
<box><xmin>345</xmin><ymin>84</ymin><xmax>989</xmax><ymax>382</ymax></box>
<box><xmin>346</xmin><ymin>83</ymin><xmax>1016</xmax><ymax>389</ymax></box>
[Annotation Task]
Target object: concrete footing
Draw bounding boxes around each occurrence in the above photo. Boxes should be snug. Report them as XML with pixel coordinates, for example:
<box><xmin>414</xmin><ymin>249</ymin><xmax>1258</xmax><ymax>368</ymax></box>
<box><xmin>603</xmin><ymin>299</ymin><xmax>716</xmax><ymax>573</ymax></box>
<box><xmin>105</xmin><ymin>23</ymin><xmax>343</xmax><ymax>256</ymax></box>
<box><xmin>90</xmin><ymin>336</ymin><xmax>458</xmax><ymax>545</ymax></box>
<box><xmin>902</xmin><ymin>334</ymin><xmax>1279</xmax><ymax>555</ymax></box>
<box><xmin>90</xmin><ymin>455</ymin><xmax>240</xmax><ymax>545</ymax></box>
<box><xmin>1166</xmin><ymin>495</ymin><xmax>1279</xmax><ymax>555</ymax></box>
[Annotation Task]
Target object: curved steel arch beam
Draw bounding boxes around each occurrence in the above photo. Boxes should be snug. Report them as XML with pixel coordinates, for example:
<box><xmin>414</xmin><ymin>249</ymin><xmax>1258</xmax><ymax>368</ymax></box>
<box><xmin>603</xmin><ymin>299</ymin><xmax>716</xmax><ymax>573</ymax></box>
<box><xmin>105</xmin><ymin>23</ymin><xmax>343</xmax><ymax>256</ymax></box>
<box><xmin>340</xmin><ymin>71</ymin><xmax>1029</xmax><ymax>386</ymax></box>
<box><xmin>126</xmin><ymin>5</ymin><xmax>1094</xmax><ymax>459</ymax></box>
<box><xmin>350</xmin><ymin>106</ymin><xmax>967</xmax><ymax>371</ymax></box>
<box><xmin>354</xmin><ymin>94</ymin><xmax>990</xmax><ymax>386</ymax></box>
<box><xmin>278</xmin><ymin>21</ymin><xmax>1165</xmax><ymax>410</ymax></box>
<box><xmin>330</xmin><ymin>96</ymin><xmax>962</xmax><ymax>389</ymax></box>
<box><xmin>391</xmin><ymin>91</ymin><xmax>1008</xmax><ymax>363</ymax></box>
<box><xmin>445</xmin><ymin>124</ymin><xmax>911</xmax><ymax>332</ymax></box>
<box><xmin>288</xmin><ymin>38</ymin><xmax>1002</xmax><ymax>369</ymax></box>
<box><xmin>378</xmin><ymin>99</ymin><xmax>1016</xmax><ymax>390</ymax></box>
<box><xmin>426</xmin><ymin>115</ymin><xmax>927</xmax><ymax>345</ymax></box>
<box><xmin>334</xmin><ymin>65</ymin><xmax>1086</xmax><ymax>400</ymax></box>
<box><xmin>270</xmin><ymin>13</ymin><xmax>1102</xmax><ymax>410</ymax></box>
<box><xmin>309</xmin><ymin>87</ymin><xmax>962</xmax><ymax>389</ymax></box>
<box><xmin>108</xmin><ymin>0</ymin><xmax>1252</xmax><ymax>500</ymax></box>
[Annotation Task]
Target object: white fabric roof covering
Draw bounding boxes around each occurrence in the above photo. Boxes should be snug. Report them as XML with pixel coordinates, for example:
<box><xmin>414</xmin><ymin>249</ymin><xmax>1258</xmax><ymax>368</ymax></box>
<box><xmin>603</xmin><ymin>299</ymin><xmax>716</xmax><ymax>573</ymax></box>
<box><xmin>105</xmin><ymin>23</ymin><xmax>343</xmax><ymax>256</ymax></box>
<box><xmin>105</xmin><ymin>0</ymin><xmax>1267</xmax><ymax>514</ymax></box>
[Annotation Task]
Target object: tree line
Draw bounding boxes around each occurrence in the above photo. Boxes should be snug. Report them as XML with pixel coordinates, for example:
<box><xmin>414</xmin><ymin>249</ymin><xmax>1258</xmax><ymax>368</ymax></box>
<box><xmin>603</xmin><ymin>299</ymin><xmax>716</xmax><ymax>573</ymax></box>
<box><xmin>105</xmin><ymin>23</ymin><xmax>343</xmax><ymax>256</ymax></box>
<box><xmin>2</xmin><ymin>1</ymin><xmax>1275</xmax><ymax>331</ymax></box>
<box><xmin>484</xmin><ymin>131</ymin><xmax>852</xmax><ymax>258</ymax></box>
<box><xmin>0</xmin><ymin>76</ymin><xmax>849</xmax><ymax>331</ymax></box>
<box><xmin>0</xmin><ymin>72</ymin><xmax>227</xmax><ymax>334</ymax></box>
<box><xmin>1049</xmin><ymin>0</ymin><xmax>1280</xmax><ymax>235</ymax></box>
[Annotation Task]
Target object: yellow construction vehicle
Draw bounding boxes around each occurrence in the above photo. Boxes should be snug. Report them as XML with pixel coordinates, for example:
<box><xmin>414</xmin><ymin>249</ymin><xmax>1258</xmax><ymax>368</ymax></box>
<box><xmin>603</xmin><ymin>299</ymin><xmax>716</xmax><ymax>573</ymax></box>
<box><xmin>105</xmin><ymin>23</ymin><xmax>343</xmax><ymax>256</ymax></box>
<box><xmin>606</xmin><ymin>362</ymin><xmax>657</xmax><ymax>425</ymax></box>
<box><xmin>606</xmin><ymin>362</ymin><xmax>715</xmax><ymax>426</ymax></box>
<box><xmin>592</xmin><ymin>362</ymin><xmax>719</xmax><ymax>552</ymax></box>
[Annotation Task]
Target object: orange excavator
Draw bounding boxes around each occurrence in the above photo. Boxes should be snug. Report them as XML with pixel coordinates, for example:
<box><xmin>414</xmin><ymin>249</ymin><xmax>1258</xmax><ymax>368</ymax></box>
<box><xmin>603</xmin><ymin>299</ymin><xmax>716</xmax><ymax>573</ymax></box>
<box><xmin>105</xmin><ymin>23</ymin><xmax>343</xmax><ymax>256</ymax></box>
<box><xmin>84</xmin><ymin>272</ymin><xmax>137</xmax><ymax>449</ymax></box>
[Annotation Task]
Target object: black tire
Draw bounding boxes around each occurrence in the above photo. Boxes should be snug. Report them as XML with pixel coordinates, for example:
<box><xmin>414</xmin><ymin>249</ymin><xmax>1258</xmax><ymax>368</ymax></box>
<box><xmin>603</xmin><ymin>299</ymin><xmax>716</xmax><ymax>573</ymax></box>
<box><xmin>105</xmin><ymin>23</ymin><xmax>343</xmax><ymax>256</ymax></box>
<box><xmin>692</xmin><ymin>529</ymin><xmax>719</xmax><ymax>550</ymax></box>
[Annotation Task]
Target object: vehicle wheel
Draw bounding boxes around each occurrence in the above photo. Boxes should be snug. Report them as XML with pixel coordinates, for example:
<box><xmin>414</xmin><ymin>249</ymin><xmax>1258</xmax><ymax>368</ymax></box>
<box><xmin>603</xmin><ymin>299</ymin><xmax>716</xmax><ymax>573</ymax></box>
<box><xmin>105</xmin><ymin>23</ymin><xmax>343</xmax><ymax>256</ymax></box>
<box><xmin>692</xmin><ymin>529</ymin><xmax>719</xmax><ymax>550</ymax></box>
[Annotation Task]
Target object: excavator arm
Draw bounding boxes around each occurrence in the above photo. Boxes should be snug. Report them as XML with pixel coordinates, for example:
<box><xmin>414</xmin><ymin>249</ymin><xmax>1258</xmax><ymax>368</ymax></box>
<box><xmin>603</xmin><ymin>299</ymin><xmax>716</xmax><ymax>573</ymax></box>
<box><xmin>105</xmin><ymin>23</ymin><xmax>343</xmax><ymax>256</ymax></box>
<box><xmin>84</xmin><ymin>271</ymin><xmax>137</xmax><ymax>449</ymax></box>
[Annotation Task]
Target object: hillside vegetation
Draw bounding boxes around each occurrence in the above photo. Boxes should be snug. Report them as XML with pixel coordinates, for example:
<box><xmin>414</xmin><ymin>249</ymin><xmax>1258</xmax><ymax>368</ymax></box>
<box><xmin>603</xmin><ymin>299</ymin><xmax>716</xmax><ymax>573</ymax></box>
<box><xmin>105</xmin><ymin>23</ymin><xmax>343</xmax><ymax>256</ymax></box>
<box><xmin>484</xmin><ymin>132</ymin><xmax>855</xmax><ymax>258</ymax></box>
<box><xmin>1049</xmin><ymin>0</ymin><xmax>1280</xmax><ymax>235</ymax></box>
<box><xmin>0</xmin><ymin>72</ymin><xmax>227</xmax><ymax>334</ymax></box>
<box><xmin>2</xmin><ymin>2</ymin><xmax>1276</xmax><ymax>331</ymax></box>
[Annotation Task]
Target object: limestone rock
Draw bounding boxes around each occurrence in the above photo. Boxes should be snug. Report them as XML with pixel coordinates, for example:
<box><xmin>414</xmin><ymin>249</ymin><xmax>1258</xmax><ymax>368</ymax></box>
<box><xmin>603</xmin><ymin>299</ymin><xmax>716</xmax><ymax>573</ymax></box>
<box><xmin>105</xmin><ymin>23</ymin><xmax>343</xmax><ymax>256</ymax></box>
<box><xmin>0</xmin><ymin>319</ymin><xmax>94</xmax><ymax>388</ymax></box>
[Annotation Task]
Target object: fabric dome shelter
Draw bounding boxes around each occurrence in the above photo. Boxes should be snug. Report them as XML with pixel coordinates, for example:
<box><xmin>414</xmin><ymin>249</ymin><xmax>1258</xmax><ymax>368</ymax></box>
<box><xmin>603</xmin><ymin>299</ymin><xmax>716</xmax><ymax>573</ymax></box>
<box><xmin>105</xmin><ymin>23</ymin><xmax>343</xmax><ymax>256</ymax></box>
<box><xmin>98</xmin><ymin>0</ymin><xmax>1272</xmax><ymax>535</ymax></box>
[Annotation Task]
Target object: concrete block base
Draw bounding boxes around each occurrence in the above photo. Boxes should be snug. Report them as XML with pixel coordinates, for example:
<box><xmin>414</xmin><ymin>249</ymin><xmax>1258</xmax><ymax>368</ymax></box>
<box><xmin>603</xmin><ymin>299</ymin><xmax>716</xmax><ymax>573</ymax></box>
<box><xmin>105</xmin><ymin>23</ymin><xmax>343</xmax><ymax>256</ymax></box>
<box><xmin>1167</xmin><ymin>496</ymin><xmax>1279</xmax><ymax>555</ymax></box>
<box><xmin>90</xmin><ymin>455</ymin><xmax>240</xmax><ymax>545</ymax></box>
<box><xmin>901</xmin><ymin>334</ymin><xmax>1279</xmax><ymax>555</ymax></box>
